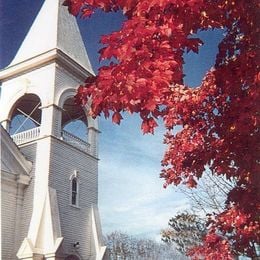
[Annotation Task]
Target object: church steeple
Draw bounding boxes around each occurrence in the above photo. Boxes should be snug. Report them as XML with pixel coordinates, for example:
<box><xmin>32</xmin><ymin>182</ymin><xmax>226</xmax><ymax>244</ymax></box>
<box><xmin>0</xmin><ymin>1</ymin><xmax>106</xmax><ymax>259</ymax></box>
<box><xmin>9</xmin><ymin>0</ymin><xmax>94</xmax><ymax>74</ymax></box>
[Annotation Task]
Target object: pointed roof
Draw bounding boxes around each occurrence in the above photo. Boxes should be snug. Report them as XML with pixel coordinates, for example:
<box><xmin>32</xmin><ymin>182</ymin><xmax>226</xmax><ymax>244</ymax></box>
<box><xmin>9</xmin><ymin>0</ymin><xmax>94</xmax><ymax>74</ymax></box>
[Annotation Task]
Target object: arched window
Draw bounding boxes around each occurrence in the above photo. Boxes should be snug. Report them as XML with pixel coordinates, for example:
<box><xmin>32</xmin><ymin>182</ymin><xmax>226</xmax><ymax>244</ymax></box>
<box><xmin>70</xmin><ymin>171</ymin><xmax>79</xmax><ymax>207</ymax></box>
<box><xmin>71</xmin><ymin>177</ymin><xmax>78</xmax><ymax>206</ymax></box>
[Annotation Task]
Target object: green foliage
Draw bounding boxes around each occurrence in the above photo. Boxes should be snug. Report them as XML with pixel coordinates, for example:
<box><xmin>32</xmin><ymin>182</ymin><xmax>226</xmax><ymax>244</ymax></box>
<box><xmin>162</xmin><ymin>212</ymin><xmax>206</xmax><ymax>255</ymax></box>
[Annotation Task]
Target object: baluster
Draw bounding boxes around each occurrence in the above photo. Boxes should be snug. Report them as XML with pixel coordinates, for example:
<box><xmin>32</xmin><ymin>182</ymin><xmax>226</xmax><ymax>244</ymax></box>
<box><xmin>61</xmin><ymin>130</ymin><xmax>90</xmax><ymax>152</ymax></box>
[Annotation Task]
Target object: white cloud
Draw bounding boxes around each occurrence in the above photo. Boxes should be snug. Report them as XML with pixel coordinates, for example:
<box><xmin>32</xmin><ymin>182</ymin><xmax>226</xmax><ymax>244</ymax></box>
<box><xmin>98</xmin><ymin>115</ymin><xmax>190</xmax><ymax>239</ymax></box>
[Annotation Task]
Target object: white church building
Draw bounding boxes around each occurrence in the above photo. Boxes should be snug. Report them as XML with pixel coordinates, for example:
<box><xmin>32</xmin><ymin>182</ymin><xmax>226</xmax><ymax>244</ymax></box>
<box><xmin>0</xmin><ymin>0</ymin><xmax>106</xmax><ymax>259</ymax></box>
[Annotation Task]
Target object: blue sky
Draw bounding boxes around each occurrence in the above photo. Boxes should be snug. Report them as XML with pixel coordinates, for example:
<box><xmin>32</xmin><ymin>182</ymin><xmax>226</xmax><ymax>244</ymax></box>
<box><xmin>1</xmin><ymin>0</ymin><xmax>223</xmax><ymax>240</ymax></box>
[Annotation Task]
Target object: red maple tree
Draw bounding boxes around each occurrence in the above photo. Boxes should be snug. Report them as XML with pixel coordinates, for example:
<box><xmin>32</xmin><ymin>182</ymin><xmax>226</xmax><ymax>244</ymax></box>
<box><xmin>64</xmin><ymin>0</ymin><xmax>259</xmax><ymax>258</ymax></box>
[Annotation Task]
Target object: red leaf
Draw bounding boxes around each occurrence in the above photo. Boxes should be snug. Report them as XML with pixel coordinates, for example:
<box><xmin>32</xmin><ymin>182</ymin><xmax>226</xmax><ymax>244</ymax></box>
<box><xmin>112</xmin><ymin>112</ymin><xmax>123</xmax><ymax>124</ymax></box>
<box><xmin>81</xmin><ymin>8</ymin><xmax>94</xmax><ymax>18</ymax></box>
<box><xmin>186</xmin><ymin>177</ymin><xmax>197</xmax><ymax>188</ymax></box>
<box><xmin>63</xmin><ymin>0</ymin><xmax>82</xmax><ymax>16</ymax></box>
<box><xmin>141</xmin><ymin>118</ymin><xmax>158</xmax><ymax>134</ymax></box>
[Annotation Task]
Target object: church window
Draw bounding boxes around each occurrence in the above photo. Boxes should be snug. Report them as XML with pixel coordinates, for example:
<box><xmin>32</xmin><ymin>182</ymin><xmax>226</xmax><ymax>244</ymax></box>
<box><xmin>71</xmin><ymin>177</ymin><xmax>78</xmax><ymax>205</ymax></box>
<box><xmin>70</xmin><ymin>171</ymin><xmax>79</xmax><ymax>207</ymax></box>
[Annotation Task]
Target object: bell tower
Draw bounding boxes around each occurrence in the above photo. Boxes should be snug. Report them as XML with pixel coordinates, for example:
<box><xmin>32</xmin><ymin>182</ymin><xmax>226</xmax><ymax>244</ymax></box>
<box><xmin>0</xmin><ymin>0</ymin><xmax>106</xmax><ymax>259</ymax></box>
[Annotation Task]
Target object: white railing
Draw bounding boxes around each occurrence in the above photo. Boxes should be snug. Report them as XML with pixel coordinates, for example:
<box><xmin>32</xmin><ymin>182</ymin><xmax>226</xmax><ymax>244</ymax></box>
<box><xmin>11</xmin><ymin>127</ymin><xmax>41</xmax><ymax>145</ymax></box>
<box><xmin>62</xmin><ymin>130</ymin><xmax>90</xmax><ymax>153</ymax></box>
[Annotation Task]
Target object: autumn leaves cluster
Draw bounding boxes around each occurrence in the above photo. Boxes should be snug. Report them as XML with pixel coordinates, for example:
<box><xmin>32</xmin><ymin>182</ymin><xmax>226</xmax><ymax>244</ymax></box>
<box><xmin>65</xmin><ymin>0</ymin><xmax>259</xmax><ymax>258</ymax></box>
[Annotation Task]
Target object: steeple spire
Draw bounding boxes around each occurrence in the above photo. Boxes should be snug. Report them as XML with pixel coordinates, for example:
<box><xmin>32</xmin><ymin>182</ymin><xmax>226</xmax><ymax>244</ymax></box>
<box><xmin>9</xmin><ymin>0</ymin><xmax>94</xmax><ymax>74</ymax></box>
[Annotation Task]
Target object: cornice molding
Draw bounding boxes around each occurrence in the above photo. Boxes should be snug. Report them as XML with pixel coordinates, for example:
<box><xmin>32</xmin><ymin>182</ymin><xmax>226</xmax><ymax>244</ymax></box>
<box><xmin>0</xmin><ymin>49</ymin><xmax>94</xmax><ymax>82</ymax></box>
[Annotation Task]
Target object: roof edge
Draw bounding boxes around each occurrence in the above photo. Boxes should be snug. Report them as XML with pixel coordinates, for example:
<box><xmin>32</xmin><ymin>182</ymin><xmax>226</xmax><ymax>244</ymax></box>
<box><xmin>1</xmin><ymin>125</ymin><xmax>32</xmax><ymax>175</ymax></box>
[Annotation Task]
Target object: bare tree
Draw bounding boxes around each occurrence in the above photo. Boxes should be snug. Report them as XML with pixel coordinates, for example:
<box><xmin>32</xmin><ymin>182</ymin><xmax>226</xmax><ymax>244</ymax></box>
<box><xmin>104</xmin><ymin>231</ymin><xmax>187</xmax><ymax>260</ymax></box>
<box><xmin>105</xmin><ymin>231</ymin><xmax>131</xmax><ymax>260</ymax></box>
<box><xmin>178</xmin><ymin>171</ymin><xmax>236</xmax><ymax>214</ymax></box>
